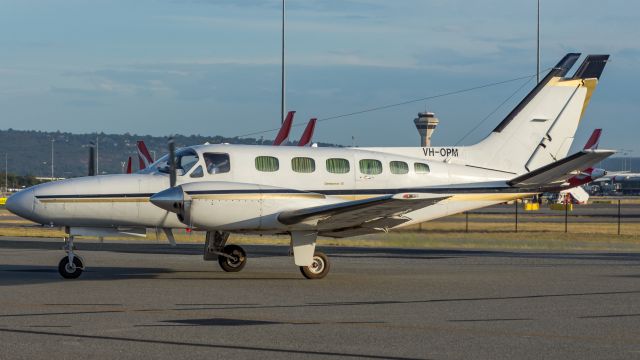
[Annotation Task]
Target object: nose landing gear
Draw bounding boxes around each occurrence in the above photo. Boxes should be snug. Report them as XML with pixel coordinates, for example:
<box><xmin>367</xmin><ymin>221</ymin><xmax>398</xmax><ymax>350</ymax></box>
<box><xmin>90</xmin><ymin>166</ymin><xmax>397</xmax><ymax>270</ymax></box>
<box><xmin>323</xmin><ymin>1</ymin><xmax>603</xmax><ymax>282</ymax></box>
<box><xmin>58</xmin><ymin>236</ymin><xmax>84</xmax><ymax>279</ymax></box>
<box><xmin>217</xmin><ymin>244</ymin><xmax>247</xmax><ymax>272</ymax></box>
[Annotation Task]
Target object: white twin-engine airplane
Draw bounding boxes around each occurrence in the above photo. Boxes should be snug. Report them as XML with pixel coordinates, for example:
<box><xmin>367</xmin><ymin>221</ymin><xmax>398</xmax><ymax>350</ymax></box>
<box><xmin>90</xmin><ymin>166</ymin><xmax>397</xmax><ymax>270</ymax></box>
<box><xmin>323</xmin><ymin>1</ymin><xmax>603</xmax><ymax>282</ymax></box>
<box><xmin>6</xmin><ymin>53</ymin><xmax>613</xmax><ymax>280</ymax></box>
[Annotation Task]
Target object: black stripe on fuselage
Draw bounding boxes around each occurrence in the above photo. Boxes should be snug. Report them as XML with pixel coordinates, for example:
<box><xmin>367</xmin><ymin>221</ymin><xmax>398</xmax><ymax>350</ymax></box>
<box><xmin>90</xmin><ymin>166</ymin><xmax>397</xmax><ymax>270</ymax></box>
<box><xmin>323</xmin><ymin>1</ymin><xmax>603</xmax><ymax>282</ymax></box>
<box><xmin>36</xmin><ymin>193</ymin><xmax>155</xmax><ymax>199</ymax></box>
<box><xmin>35</xmin><ymin>186</ymin><xmax>533</xmax><ymax>201</ymax></box>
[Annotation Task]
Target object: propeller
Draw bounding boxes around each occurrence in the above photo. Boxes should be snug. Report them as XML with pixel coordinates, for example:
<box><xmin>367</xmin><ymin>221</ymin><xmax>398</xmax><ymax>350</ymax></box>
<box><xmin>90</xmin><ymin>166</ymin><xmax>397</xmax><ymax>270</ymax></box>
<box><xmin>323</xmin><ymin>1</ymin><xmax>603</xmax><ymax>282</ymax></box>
<box><xmin>168</xmin><ymin>137</ymin><xmax>176</xmax><ymax>187</ymax></box>
<box><xmin>88</xmin><ymin>142</ymin><xmax>96</xmax><ymax>176</ymax></box>
<box><xmin>149</xmin><ymin>137</ymin><xmax>192</xmax><ymax>225</ymax></box>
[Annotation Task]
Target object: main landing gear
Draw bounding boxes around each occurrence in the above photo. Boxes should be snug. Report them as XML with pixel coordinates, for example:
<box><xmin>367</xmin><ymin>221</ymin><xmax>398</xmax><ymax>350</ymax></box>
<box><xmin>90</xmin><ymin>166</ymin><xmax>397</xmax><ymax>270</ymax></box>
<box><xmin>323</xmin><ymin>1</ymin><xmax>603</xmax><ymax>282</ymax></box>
<box><xmin>204</xmin><ymin>231</ymin><xmax>247</xmax><ymax>272</ymax></box>
<box><xmin>299</xmin><ymin>251</ymin><xmax>330</xmax><ymax>280</ymax></box>
<box><xmin>58</xmin><ymin>235</ymin><xmax>85</xmax><ymax>279</ymax></box>
<box><xmin>291</xmin><ymin>231</ymin><xmax>330</xmax><ymax>280</ymax></box>
<box><xmin>204</xmin><ymin>230</ymin><xmax>331</xmax><ymax>279</ymax></box>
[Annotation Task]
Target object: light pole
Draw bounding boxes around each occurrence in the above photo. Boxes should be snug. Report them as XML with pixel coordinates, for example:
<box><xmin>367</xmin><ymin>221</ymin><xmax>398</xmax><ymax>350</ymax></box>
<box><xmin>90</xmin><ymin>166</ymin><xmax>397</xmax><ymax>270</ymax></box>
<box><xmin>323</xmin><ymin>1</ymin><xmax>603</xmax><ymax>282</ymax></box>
<box><xmin>619</xmin><ymin>149</ymin><xmax>633</xmax><ymax>171</ymax></box>
<box><xmin>536</xmin><ymin>0</ymin><xmax>540</xmax><ymax>84</ymax></box>
<box><xmin>281</xmin><ymin>0</ymin><xmax>286</xmax><ymax>124</ymax></box>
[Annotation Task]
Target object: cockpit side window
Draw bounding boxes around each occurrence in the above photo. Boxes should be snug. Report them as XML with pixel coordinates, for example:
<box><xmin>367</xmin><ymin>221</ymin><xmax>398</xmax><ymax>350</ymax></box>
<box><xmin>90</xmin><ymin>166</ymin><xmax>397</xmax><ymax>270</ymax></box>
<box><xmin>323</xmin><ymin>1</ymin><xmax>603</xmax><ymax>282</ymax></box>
<box><xmin>204</xmin><ymin>153</ymin><xmax>231</xmax><ymax>174</ymax></box>
<box><xmin>147</xmin><ymin>148</ymin><xmax>199</xmax><ymax>176</ymax></box>
<box><xmin>190</xmin><ymin>165</ymin><xmax>204</xmax><ymax>178</ymax></box>
<box><xmin>176</xmin><ymin>149</ymin><xmax>199</xmax><ymax>175</ymax></box>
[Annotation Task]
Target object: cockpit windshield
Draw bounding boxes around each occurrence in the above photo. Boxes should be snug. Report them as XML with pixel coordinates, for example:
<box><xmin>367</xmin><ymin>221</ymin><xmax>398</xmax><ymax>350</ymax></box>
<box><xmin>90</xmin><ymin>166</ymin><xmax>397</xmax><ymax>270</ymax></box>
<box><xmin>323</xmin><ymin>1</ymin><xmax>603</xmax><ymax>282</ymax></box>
<box><xmin>144</xmin><ymin>148</ymin><xmax>200</xmax><ymax>176</ymax></box>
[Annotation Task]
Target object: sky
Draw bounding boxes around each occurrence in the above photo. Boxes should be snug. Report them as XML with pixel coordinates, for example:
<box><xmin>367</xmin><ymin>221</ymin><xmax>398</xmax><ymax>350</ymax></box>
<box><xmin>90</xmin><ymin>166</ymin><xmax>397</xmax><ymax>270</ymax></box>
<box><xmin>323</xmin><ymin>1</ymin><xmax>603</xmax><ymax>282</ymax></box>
<box><xmin>1</xmin><ymin>0</ymin><xmax>639</xmax><ymax>154</ymax></box>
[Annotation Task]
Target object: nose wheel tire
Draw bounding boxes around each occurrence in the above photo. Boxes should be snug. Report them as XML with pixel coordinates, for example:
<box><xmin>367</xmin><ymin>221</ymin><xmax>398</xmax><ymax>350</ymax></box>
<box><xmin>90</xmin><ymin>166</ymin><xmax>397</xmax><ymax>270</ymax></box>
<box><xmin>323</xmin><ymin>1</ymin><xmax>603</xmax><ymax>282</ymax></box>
<box><xmin>58</xmin><ymin>256</ymin><xmax>84</xmax><ymax>279</ymax></box>
<box><xmin>300</xmin><ymin>252</ymin><xmax>330</xmax><ymax>280</ymax></box>
<box><xmin>218</xmin><ymin>245</ymin><xmax>247</xmax><ymax>272</ymax></box>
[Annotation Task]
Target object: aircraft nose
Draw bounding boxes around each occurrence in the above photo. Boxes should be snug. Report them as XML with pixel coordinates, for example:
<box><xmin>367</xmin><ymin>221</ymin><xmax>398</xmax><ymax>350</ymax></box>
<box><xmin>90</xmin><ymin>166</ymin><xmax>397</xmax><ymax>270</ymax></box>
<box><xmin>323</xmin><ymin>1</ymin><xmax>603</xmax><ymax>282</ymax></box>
<box><xmin>5</xmin><ymin>188</ymin><xmax>35</xmax><ymax>219</ymax></box>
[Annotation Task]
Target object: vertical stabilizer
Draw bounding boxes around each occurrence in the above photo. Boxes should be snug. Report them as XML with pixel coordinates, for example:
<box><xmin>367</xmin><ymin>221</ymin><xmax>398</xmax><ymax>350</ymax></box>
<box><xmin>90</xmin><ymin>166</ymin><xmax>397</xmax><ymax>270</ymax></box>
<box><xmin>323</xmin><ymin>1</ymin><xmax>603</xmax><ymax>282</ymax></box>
<box><xmin>137</xmin><ymin>140</ymin><xmax>153</xmax><ymax>170</ymax></box>
<box><xmin>298</xmin><ymin>118</ymin><xmax>317</xmax><ymax>146</ymax></box>
<box><xmin>274</xmin><ymin>111</ymin><xmax>295</xmax><ymax>145</ymax></box>
<box><xmin>467</xmin><ymin>53</ymin><xmax>608</xmax><ymax>174</ymax></box>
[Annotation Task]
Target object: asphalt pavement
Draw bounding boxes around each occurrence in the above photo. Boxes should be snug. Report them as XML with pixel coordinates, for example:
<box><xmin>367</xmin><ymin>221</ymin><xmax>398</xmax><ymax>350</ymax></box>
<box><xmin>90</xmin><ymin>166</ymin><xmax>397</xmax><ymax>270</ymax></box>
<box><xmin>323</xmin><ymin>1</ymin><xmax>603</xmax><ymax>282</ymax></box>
<box><xmin>1</xmin><ymin>237</ymin><xmax>639</xmax><ymax>359</ymax></box>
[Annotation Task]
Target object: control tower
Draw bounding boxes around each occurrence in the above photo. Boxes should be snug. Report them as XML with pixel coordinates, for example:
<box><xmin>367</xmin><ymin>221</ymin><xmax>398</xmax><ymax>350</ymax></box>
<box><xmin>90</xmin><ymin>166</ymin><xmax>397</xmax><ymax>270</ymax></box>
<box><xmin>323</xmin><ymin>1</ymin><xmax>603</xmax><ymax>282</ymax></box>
<box><xmin>413</xmin><ymin>112</ymin><xmax>439</xmax><ymax>147</ymax></box>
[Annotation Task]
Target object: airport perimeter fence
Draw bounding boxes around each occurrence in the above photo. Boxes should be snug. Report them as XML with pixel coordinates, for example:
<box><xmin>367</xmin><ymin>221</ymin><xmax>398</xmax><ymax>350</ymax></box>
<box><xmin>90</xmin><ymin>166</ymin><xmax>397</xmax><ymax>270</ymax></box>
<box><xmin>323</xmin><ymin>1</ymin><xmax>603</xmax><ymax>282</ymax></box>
<box><xmin>409</xmin><ymin>198</ymin><xmax>640</xmax><ymax>237</ymax></box>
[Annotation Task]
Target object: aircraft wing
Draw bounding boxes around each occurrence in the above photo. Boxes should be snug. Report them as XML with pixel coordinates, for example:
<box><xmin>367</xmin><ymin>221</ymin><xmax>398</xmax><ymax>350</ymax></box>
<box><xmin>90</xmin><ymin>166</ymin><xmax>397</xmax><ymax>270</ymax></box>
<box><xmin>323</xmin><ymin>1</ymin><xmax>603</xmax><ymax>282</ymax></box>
<box><xmin>508</xmin><ymin>149</ymin><xmax>615</xmax><ymax>189</ymax></box>
<box><xmin>278</xmin><ymin>193</ymin><xmax>449</xmax><ymax>236</ymax></box>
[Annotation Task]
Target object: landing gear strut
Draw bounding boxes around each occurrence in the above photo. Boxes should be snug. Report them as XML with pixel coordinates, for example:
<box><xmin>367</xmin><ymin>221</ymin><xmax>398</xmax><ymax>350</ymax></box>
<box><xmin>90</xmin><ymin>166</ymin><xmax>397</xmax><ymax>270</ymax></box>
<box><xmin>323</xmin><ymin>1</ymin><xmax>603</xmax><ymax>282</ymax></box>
<box><xmin>290</xmin><ymin>231</ymin><xmax>330</xmax><ymax>279</ymax></box>
<box><xmin>58</xmin><ymin>236</ymin><xmax>84</xmax><ymax>279</ymax></box>
<box><xmin>204</xmin><ymin>231</ymin><xmax>247</xmax><ymax>272</ymax></box>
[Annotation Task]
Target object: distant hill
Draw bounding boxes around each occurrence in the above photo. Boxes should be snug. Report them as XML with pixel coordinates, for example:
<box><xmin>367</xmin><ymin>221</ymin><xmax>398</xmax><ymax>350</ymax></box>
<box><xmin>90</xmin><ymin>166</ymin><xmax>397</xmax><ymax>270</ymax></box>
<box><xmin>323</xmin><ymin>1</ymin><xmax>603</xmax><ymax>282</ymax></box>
<box><xmin>0</xmin><ymin>129</ymin><xmax>335</xmax><ymax>177</ymax></box>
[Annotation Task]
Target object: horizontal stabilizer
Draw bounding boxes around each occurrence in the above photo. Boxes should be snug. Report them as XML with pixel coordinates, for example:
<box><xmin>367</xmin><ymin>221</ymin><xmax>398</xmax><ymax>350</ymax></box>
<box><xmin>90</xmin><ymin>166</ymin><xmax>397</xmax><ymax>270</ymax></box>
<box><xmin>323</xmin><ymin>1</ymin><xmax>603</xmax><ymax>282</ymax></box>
<box><xmin>278</xmin><ymin>193</ymin><xmax>449</xmax><ymax>229</ymax></box>
<box><xmin>508</xmin><ymin>150</ymin><xmax>615</xmax><ymax>189</ymax></box>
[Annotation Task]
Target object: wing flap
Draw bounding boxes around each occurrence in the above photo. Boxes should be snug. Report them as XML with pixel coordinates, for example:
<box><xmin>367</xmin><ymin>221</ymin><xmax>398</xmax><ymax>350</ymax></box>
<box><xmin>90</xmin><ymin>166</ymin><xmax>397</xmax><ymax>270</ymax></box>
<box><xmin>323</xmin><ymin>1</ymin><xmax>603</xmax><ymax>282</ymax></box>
<box><xmin>278</xmin><ymin>193</ymin><xmax>450</xmax><ymax>229</ymax></box>
<box><xmin>508</xmin><ymin>149</ymin><xmax>615</xmax><ymax>188</ymax></box>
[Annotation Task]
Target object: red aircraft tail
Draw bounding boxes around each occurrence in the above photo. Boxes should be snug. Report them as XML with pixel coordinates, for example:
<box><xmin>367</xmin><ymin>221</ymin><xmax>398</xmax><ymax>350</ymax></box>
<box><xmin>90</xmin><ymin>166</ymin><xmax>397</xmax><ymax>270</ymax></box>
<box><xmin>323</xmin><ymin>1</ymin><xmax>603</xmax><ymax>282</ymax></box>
<box><xmin>583</xmin><ymin>128</ymin><xmax>602</xmax><ymax>150</ymax></box>
<box><xmin>567</xmin><ymin>129</ymin><xmax>606</xmax><ymax>186</ymax></box>
<box><xmin>273</xmin><ymin>111</ymin><xmax>295</xmax><ymax>145</ymax></box>
<box><xmin>137</xmin><ymin>140</ymin><xmax>153</xmax><ymax>170</ymax></box>
<box><xmin>297</xmin><ymin>118</ymin><xmax>317</xmax><ymax>147</ymax></box>
<box><xmin>126</xmin><ymin>156</ymin><xmax>133</xmax><ymax>174</ymax></box>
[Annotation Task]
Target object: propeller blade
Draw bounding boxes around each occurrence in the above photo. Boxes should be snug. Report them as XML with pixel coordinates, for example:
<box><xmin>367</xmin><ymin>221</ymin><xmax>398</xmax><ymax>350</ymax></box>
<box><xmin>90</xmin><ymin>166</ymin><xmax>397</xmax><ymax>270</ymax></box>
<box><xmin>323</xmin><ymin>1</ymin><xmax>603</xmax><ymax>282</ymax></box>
<box><xmin>88</xmin><ymin>142</ymin><xmax>96</xmax><ymax>176</ymax></box>
<box><xmin>168</xmin><ymin>137</ymin><xmax>176</xmax><ymax>187</ymax></box>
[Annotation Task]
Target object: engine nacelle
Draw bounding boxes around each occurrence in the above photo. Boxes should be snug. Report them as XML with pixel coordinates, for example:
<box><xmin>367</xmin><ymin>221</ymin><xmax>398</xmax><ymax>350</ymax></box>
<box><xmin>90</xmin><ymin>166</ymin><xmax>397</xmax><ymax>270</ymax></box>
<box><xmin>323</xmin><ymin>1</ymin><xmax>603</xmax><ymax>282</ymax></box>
<box><xmin>151</xmin><ymin>181</ymin><xmax>332</xmax><ymax>231</ymax></box>
<box><xmin>589</xmin><ymin>168</ymin><xmax>606</xmax><ymax>180</ymax></box>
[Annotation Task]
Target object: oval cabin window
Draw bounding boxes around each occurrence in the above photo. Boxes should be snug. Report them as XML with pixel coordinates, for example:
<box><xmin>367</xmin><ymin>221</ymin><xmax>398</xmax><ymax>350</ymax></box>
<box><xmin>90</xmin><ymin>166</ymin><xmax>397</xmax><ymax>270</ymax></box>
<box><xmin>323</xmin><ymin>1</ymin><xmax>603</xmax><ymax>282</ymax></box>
<box><xmin>414</xmin><ymin>162</ymin><xmax>430</xmax><ymax>174</ymax></box>
<box><xmin>390</xmin><ymin>161</ymin><xmax>409</xmax><ymax>174</ymax></box>
<box><xmin>326</xmin><ymin>158</ymin><xmax>350</xmax><ymax>174</ymax></box>
<box><xmin>359</xmin><ymin>159</ymin><xmax>383</xmax><ymax>175</ymax></box>
<box><xmin>255</xmin><ymin>156</ymin><xmax>279</xmax><ymax>172</ymax></box>
<box><xmin>291</xmin><ymin>157</ymin><xmax>315</xmax><ymax>173</ymax></box>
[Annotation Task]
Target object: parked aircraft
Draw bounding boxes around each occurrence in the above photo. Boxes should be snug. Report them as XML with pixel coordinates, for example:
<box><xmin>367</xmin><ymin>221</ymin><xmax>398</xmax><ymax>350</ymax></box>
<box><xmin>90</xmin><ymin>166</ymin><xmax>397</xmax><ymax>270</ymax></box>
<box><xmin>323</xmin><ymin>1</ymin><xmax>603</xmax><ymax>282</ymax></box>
<box><xmin>273</xmin><ymin>111</ymin><xmax>317</xmax><ymax>146</ymax></box>
<box><xmin>125</xmin><ymin>157</ymin><xmax>132</xmax><ymax>174</ymax></box>
<box><xmin>273</xmin><ymin>111</ymin><xmax>295</xmax><ymax>146</ymax></box>
<box><xmin>137</xmin><ymin>140</ymin><xmax>154</xmax><ymax>170</ymax></box>
<box><xmin>557</xmin><ymin>129</ymin><xmax>606</xmax><ymax>203</ymax></box>
<box><xmin>297</xmin><ymin>118</ymin><xmax>317</xmax><ymax>147</ymax></box>
<box><xmin>6</xmin><ymin>53</ymin><xmax>612</xmax><ymax>280</ymax></box>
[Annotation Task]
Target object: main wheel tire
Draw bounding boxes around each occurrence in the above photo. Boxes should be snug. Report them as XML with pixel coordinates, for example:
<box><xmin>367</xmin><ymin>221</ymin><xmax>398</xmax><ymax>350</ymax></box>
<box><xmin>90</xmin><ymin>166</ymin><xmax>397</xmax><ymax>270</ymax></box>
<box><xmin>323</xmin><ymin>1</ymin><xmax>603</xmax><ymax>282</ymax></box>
<box><xmin>58</xmin><ymin>256</ymin><xmax>84</xmax><ymax>279</ymax></box>
<box><xmin>300</xmin><ymin>251</ymin><xmax>330</xmax><ymax>279</ymax></box>
<box><xmin>218</xmin><ymin>245</ymin><xmax>247</xmax><ymax>272</ymax></box>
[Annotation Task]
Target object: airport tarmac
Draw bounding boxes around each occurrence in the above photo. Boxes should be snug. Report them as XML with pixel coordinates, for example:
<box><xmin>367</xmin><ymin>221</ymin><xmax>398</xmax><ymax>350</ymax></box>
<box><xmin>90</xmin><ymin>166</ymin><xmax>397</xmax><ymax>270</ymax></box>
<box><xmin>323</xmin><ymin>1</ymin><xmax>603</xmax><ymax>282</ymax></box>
<box><xmin>1</xmin><ymin>237</ymin><xmax>639</xmax><ymax>359</ymax></box>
